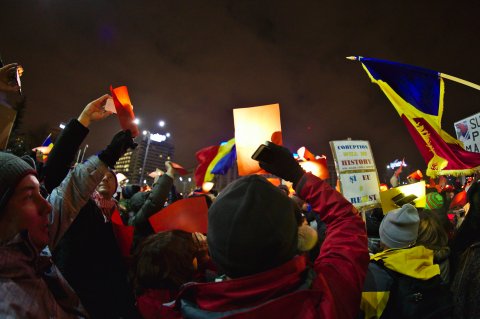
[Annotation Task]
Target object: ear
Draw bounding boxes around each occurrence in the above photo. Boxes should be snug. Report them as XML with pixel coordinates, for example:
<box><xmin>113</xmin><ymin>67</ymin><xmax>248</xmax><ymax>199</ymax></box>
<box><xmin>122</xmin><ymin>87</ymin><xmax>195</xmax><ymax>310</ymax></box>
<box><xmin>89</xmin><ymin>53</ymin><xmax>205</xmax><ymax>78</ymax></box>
<box><xmin>297</xmin><ymin>225</ymin><xmax>318</xmax><ymax>252</ymax></box>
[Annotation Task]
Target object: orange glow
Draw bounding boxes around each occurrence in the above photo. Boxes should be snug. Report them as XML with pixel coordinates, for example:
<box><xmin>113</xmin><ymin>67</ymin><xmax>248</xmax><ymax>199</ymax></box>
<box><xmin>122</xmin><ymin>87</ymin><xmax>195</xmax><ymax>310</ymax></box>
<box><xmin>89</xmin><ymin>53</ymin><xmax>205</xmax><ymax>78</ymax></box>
<box><xmin>112</xmin><ymin>86</ymin><xmax>132</xmax><ymax>106</ymax></box>
<box><xmin>266</xmin><ymin>177</ymin><xmax>281</xmax><ymax>186</ymax></box>
<box><xmin>297</xmin><ymin>146</ymin><xmax>315</xmax><ymax>161</ymax></box>
<box><xmin>110</xmin><ymin>85</ymin><xmax>139</xmax><ymax>137</ymax></box>
<box><xmin>299</xmin><ymin>157</ymin><xmax>329</xmax><ymax>180</ymax></box>
<box><xmin>202</xmin><ymin>182</ymin><xmax>215</xmax><ymax>193</ymax></box>
<box><xmin>379</xmin><ymin>183</ymin><xmax>389</xmax><ymax>192</ymax></box>
<box><xmin>233</xmin><ymin>103</ymin><xmax>282</xmax><ymax>176</ymax></box>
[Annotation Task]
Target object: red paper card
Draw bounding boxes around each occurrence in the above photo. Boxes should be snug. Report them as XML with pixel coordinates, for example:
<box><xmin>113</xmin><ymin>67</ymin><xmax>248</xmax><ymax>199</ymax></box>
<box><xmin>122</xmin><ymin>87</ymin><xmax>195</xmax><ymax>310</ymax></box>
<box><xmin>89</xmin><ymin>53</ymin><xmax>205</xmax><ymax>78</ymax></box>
<box><xmin>111</xmin><ymin>209</ymin><xmax>134</xmax><ymax>258</ymax></box>
<box><xmin>110</xmin><ymin>85</ymin><xmax>139</xmax><ymax>137</ymax></box>
<box><xmin>170</xmin><ymin>162</ymin><xmax>188</xmax><ymax>175</ymax></box>
<box><xmin>149</xmin><ymin>196</ymin><xmax>208</xmax><ymax>234</ymax></box>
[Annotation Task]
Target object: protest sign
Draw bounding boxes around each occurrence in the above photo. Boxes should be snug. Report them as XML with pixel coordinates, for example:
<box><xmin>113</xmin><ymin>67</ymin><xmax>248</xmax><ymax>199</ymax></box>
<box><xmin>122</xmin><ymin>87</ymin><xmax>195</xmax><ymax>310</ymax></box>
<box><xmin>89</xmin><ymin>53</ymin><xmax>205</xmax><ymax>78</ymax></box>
<box><xmin>330</xmin><ymin>140</ymin><xmax>380</xmax><ymax>209</ymax></box>
<box><xmin>455</xmin><ymin>112</ymin><xmax>480</xmax><ymax>153</ymax></box>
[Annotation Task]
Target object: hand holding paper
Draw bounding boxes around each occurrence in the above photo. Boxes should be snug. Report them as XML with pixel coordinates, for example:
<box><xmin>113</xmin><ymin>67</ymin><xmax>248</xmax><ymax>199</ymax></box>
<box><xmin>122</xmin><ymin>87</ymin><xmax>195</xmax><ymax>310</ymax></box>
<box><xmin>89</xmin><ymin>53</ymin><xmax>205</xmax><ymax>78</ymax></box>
<box><xmin>110</xmin><ymin>85</ymin><xmax>139</xmax><ymax>137</ymax></box>
<box><xmin>78</xmin><ymin>94</ymin><xmax>113</xmax><ymax>127</ymax></box>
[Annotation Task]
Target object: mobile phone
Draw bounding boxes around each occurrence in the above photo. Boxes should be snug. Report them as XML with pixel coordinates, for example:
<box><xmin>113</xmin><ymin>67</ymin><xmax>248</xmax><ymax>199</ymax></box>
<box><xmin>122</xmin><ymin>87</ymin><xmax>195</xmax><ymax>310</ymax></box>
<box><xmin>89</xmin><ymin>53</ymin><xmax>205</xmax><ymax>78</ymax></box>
<box><xmin>251</xmin><ymin>143</ymin><xmax>274</xmax><ymax>163</ymax></box>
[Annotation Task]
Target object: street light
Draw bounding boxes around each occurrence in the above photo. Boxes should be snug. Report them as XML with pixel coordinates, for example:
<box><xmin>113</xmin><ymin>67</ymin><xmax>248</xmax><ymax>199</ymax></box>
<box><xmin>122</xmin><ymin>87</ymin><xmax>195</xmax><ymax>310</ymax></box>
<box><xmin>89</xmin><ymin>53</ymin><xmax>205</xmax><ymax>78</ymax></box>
<box><xmin>139</xmin><ymin>131</ymin><xmax>152</xmax><ymax>184</ymax></box>
<box><xmin>138</xmin><ymin>120</ymin><xmax>170</xmax><ymax>184</ymax></box>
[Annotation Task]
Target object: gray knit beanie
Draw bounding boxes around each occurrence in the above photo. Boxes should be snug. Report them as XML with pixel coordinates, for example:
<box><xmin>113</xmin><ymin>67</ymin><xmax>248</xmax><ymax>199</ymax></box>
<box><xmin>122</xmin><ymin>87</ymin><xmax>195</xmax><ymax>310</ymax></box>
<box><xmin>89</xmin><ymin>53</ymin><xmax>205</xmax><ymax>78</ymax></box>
<box><xmin>379</xmin><ymin>204</ymin><xmax>419</xmax><ymax>249</ymax></box>
<box><xmin>0</xmin><ymin>152</ymin><xmax>37</xmax><ymax>212</ymax></box>
<box><xmin>207</xmin><ymin>175</ymin><xmax>298</xmax><ymax>278</ymax></box>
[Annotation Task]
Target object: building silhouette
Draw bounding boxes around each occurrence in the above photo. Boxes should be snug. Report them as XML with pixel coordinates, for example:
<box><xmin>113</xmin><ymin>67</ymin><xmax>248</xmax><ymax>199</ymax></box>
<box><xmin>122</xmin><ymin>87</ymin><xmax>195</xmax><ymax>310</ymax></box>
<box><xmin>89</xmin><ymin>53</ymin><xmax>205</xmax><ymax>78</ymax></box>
<box><xmin>115</xmin><ymin>132</ymin><xmax>175</xmax><ymax>185</ymax></box>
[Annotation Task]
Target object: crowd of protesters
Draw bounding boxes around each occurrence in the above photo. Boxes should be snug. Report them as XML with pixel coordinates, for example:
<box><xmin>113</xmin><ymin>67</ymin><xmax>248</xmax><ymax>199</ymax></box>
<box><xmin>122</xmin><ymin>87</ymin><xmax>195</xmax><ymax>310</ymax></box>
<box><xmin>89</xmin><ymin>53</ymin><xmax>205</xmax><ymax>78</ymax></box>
<box><xmin>1</xmin><ymin>61</ymin><xmax>480</xmax><ymax>319</ymax></box>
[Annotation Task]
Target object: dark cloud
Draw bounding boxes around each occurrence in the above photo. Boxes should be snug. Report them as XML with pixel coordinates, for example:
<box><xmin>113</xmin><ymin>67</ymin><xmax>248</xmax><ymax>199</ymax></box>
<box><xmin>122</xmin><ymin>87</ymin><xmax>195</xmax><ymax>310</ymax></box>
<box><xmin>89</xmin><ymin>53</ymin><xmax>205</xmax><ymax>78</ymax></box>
<box><xmin>2</xmin><ymin>1</ymin><xmax>480</xmax><ymax>182</ymax></box>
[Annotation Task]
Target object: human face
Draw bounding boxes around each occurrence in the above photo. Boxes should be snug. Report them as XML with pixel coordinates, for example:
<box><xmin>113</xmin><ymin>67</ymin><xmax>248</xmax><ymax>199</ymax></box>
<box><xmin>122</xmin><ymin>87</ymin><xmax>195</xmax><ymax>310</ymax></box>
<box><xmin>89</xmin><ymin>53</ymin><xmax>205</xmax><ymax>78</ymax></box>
<box><xmin>96</xmin><ymin>172</ymin><xmax>117</xmax><ymax>198</ymax></box>
<box><xmin>2</xmin><ymin>175</ymin><xmax>52</xmax><ymax>249</ymax></box>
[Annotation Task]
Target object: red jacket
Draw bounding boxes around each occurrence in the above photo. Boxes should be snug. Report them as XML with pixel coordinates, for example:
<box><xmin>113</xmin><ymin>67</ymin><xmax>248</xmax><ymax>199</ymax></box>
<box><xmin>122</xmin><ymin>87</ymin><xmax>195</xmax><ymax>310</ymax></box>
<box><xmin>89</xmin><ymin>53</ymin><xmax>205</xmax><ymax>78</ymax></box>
<box><xmin>170</xmin><ymin>173</ymin><xmax>369</xmax><ymax>319</ymax></box>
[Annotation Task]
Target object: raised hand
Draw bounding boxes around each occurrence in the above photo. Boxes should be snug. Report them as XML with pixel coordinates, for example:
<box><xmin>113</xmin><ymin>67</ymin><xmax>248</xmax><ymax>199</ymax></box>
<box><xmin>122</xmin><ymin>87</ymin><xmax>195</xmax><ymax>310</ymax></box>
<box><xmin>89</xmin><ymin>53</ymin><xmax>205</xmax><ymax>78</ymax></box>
<box><xmin>77</xmin><ymin>94</ymin><xmax>113</xmax><ymax>127</ymax></box>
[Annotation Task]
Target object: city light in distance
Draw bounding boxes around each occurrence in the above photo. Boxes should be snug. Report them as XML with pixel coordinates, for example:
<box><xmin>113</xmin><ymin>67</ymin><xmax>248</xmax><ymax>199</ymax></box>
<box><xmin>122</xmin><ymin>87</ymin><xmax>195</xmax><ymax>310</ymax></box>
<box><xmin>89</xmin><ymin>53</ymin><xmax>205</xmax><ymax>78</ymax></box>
<box><xmin>158</xmin><ymin>120</ymin><xmax>165</xmax><ymax>127</ymax></box>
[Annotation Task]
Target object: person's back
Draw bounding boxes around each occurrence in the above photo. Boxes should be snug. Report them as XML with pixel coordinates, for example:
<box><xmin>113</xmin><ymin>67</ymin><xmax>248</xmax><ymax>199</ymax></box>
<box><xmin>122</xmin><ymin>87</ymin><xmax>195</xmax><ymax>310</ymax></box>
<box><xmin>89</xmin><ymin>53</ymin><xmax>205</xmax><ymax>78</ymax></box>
<box><xmin>359</xmin><ymin>204</ymin><xmax>453</xmax><ymax>319</ymax></box>
<box><xmin>170</xmin><ymin>142</ymin><xmax>369</xmax><ymax>319</ymax></box>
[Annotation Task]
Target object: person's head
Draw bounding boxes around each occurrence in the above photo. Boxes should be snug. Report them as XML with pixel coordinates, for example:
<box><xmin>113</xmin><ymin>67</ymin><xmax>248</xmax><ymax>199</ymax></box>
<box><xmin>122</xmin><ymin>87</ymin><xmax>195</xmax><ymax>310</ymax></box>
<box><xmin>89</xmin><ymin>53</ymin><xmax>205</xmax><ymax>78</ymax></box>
<box><xmin>129</xmin><ymin>191</ymin><xmax>150</xmax><ymax>215</ymax></box>
<box><xmin>0</xmin><ymin>152</ymin><xmax>52</xmax><ymax>249</ymax></box>
<box><xmin>122</xmin><ymin>184</ymin><xmax>141</xmax><ymax>200</ymax></box>
<box><xmin>96</xmin><ymin>170</ymin><xmax>118</xmax><ymax>199</ymax></box>
<box><xmin>416</xmin><ymin>211</ymin><xmax>448</xmax><ymax>250</ymax></box>
<box><xmin>425</xmin><ymin>192</ymin><xmax>444</xmax><ymax>210</ymax></box>
<box><xmin>207</xmin><ymin>175</ymin><xmax>298</xmax><ymax>278</ymax></box>
<box><xmin>131</xmin><ymin>230</ymin><xmax>197</xmax><ymax>295</ymax></box>
<box><xmin>379</xmin><ymin>204</ymin><xmax>419</xmax><ymax>250</ymax></box>
<box><xmin>365</xmin><ymin>207</ymin><xmax>384</xmax><ymax>238</ymax></box>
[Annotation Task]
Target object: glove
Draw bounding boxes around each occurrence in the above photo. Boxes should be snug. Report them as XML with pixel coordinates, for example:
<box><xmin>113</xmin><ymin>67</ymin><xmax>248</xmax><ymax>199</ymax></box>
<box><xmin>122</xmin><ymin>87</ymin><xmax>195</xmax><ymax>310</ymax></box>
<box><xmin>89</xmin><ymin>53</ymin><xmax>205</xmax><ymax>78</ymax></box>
<box><xmin>99</xmin><ymin>130</ymin><xmax>137</xmax><ymax>168</ymax></box>
<box><xmin>258</xmin><ymin>141</ymin><xmax>305</xmax><ymax>187</ymax></box>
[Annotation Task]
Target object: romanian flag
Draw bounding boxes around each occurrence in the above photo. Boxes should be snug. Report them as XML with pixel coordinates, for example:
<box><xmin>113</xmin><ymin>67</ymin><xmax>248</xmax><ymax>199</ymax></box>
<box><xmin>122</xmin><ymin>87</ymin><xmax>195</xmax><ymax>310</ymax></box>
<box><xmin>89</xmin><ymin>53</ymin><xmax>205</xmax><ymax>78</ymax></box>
<box><xmin>194</xmin><ymin>138</ymin><xmax>236</xmax><ymax>187</ymax></box>
<box><xmin>33</xmin><ymin>134</ymin><xmax>54</xmax><ymax>159</ymax></box>
<box><xmin>354</xmin><ymin>56</ymin><xmax>480</xmax><ymax>177</ymax></box>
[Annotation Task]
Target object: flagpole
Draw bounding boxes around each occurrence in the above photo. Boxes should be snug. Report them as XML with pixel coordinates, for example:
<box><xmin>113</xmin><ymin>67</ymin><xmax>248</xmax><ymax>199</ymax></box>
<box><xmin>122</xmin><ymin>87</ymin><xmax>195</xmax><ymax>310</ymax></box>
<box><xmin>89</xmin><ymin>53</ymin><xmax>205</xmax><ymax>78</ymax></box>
<box><xmin>439</xmin><ymin>73</ymin><xmax>480</xmax><ymax>91</ymax></box>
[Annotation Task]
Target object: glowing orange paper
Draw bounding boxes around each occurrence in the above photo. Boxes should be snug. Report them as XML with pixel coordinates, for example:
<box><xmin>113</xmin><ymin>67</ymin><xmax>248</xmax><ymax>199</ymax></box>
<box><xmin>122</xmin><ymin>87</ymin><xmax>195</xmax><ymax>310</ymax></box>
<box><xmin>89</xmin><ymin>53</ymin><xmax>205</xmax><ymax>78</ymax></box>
<box><xmin>266</xmin><ymin>178</ymin><xmax>281</xmax><ymax>186</ymax></box>
<box><xmin>110</xmin><ymin>85</ymin><xmax>139</xmax><ymax>137</ymax></box>
<box><xmin>297</xmin><ymin>146</ymin><xmax>316</xmax><ymax>161</ymax></box>
<box><xmin>110</xmin><ymin>209</ymin><xmax>134</xmax><ymax>258</ymax></box>
<box><xmin>149</xmin><ymin>196</ymin><xmax>208</xmax><ymax>234</ymax></box>
<box><xmin>233</xmin><ymin>103</ymin><xmax>282</xmax><ymax>176</ymax></box>
<box><xmin>299</xmin><ymin>157</ymin><xmax>329</xmax><ymax>180</ymax></box>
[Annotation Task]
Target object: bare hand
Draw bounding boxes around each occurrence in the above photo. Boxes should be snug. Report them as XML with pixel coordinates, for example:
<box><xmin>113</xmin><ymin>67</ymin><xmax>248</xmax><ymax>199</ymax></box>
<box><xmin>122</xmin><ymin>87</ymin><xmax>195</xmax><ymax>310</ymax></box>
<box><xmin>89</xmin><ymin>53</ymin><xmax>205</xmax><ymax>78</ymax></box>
<box><xmin>0</xmin><ymin>63</ymin><xmax>20</xmax><ymax>93</ymax></box>
<box><xmin>192</xmin><ymin>232</ymin><xmax>208</xmax><ymax>254</ymax></box>
<box><xmin>165</xmin><ymin>161</ymin><xmax>176</xmax><ymax>178</ymax></box>
<box><xmin>78</xmin><ymin>94</ymin><xmax>113</xmax><ymax>127</ymax></box>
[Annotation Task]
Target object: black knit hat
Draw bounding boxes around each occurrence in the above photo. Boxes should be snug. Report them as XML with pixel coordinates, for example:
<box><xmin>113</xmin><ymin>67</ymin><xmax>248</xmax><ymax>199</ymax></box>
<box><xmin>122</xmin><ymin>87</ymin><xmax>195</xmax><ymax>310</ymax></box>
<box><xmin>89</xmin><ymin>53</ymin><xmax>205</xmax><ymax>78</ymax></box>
<box><xmin>207</xmin><ymin>175</ymin><xmax>298</xmax><ymax>278</ymax></box>
<box><xmin>0</xmin><ymin>152</ymin><xmax>37</xmax><ymax>212</ymax></box>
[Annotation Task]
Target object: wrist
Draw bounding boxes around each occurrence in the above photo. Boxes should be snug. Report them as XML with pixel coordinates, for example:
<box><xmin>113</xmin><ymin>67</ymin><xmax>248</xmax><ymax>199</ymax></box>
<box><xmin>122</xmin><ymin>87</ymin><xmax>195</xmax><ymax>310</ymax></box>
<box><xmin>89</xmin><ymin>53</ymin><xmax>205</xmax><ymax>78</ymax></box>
<box><xmin>77</xmin><ymin>113</ymin><xmax>91</xmax><ymax>128</ymax></box>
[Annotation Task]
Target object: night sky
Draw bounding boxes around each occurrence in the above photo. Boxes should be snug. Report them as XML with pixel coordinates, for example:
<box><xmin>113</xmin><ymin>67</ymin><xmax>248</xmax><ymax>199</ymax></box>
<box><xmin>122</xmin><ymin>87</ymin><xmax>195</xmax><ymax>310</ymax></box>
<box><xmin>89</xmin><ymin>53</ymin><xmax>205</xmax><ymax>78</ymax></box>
<box><xmin>2</xmin><ymin>1</ymin><xmax>480</xmax><ymax>182</ymax></box>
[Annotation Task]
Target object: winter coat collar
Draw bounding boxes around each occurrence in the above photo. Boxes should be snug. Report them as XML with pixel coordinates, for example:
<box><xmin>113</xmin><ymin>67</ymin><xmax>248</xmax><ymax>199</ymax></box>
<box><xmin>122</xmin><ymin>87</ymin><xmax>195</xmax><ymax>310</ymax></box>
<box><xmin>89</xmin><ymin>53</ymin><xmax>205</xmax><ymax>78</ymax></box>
<box><xmin>371</xmin><ymin>245</ymin><xmax>440</xmax><ymax>279</ymax></box>
<box><xmin>176</xmin><ymin>255</ymin><xmax>310</xmax><ymax>313</ymax></box>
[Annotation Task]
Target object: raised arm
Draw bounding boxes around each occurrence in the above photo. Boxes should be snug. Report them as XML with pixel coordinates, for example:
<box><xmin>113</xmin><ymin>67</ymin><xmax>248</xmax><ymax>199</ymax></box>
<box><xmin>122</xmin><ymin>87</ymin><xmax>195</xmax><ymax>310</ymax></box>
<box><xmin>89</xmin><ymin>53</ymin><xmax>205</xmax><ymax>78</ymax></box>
<box><xmin>47</xmin><ymin>129</ymin><xmax>136</xmax><ymax>249</ymax></box>
<box><xmin>41</xmin><ymin>94</ymin><xmax>113</xmax><ymax>192</ymax></box>
<box><xmin>130</xmin><ymin>161</ymin><xmax>176</xmax><ymax>252</ymax></box>
<box><xmin>259</xmin><ymin>142</ymin><xmax>369</xmax><ymax>319</ymax></box>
